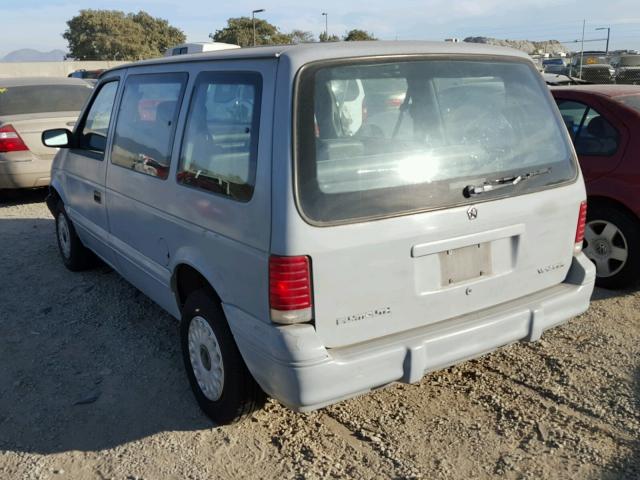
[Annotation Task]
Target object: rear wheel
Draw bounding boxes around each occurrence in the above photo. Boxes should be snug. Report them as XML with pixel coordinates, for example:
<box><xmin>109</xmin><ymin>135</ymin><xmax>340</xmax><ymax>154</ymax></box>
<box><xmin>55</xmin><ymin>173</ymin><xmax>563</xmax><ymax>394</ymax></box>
<box><xmin>54</xmin><ymin>201</ymin><xmax>94</xmax><ymax>271</ymax></box>
<box><xmin>180</xmin><ymin>288</ymin><xmax>265</xmax><ymax>425</ymax></box>
<box><xmin>583</xmin><ymin>204</ymin><xmax>640</xmax><ymax>289</ymax></box>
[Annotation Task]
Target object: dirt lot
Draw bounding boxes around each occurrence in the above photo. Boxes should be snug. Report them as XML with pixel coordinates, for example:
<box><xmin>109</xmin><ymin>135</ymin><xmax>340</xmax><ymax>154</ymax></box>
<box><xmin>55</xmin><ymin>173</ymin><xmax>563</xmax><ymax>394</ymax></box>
<box><xmin>0</xmin><ymin>189</ymin><xmax>638</xmax><ymax>480</ymax></box>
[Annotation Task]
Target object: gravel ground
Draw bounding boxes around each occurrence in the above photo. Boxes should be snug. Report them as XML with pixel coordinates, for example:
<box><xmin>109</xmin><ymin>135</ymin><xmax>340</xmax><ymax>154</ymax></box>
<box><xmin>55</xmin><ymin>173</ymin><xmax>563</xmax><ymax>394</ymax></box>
<box><xmin>1</xmin><ymin>189</ymin><xmax>638</xmax><ymax>480</ymax></box>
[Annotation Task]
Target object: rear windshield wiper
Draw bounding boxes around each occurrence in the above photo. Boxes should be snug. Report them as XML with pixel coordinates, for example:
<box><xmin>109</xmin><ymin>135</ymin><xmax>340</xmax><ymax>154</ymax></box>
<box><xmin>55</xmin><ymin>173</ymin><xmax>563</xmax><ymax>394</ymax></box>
<box><xmin>463</xmin><ymin>167</ymin><xmax>552</xmax><ymax>198</ymax></box>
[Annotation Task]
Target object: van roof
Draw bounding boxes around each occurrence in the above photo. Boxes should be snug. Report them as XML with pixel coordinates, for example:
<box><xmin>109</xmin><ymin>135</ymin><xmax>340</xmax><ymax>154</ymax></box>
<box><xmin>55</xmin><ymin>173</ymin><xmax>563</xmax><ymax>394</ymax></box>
<box><xmin>107</xmin><ymin>41</ymin><xmax>531</xmax><ymax>74</ymax></box>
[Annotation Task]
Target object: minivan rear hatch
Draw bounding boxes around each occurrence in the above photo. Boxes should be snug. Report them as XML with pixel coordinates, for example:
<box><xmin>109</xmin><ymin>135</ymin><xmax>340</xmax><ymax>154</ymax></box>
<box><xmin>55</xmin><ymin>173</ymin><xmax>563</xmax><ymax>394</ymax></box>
<box><xmin>293</xmin><ymin>56</ymin><xmax>582</xmax><ymax>348</ymax></box>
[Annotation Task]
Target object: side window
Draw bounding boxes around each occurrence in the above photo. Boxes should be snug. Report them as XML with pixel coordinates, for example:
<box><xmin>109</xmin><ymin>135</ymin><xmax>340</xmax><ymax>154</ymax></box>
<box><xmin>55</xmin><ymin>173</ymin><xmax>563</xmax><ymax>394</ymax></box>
<box><xmin>111</xmin><ymin>73</ymin><xmax>187</xmax><ymax>180</ymax></box>
<box><xmin>556</xmin><ymin>100</ymin><xmax>588</xmax><ymax>140</ymax></box>
<box><xmin>557</xmin><ymin>100</ymin><xmax>619</xmax><ymax>156</ymax></box>
<box><xmin>78</xmin><ymin>80</ymin><xmax>119</xmax><ymax>155</ymax></box>
<box><xmin>177</xmin><ymin>72</ymin><xmax>262</xmax><ymax>202</ymax></box>
<box><xmin>576</xmin><ymin>108</ymin><xmax>619</xmax><ymax>156</ymax></box>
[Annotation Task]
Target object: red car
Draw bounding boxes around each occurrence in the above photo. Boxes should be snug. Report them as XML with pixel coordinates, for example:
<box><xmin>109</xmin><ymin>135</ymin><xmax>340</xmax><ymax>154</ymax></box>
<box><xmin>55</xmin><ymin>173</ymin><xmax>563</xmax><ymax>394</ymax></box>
<box><xmin>552</xmin><ymin>85</ymin><xmax>640</xmax><ymax>288</ymax></box>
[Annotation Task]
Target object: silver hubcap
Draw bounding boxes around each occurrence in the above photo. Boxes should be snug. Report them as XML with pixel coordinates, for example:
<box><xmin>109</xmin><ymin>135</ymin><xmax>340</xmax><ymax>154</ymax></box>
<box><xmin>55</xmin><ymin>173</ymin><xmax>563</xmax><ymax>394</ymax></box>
<box><xmin>188</xmin><ymin>316</ymin><xmax>224</xmax><ymax>401</ymax></box>
<box><xmin>583</xmin><ymin>220</ymin><xmax>629</xmax><ymax>278</ymax></box>
<box><xmin>57</xmin><ymin>214</ymin><xmax>71</xmax><ymax>259</ymax></box>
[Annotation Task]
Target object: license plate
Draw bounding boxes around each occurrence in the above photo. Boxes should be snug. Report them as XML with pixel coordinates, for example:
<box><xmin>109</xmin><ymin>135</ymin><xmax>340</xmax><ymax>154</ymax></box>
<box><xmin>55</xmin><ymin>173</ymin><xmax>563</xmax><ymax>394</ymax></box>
<box><xmin>440</xmin><ymin>243</ymin><xmax>492</xmax><ymax>285</ymax></box>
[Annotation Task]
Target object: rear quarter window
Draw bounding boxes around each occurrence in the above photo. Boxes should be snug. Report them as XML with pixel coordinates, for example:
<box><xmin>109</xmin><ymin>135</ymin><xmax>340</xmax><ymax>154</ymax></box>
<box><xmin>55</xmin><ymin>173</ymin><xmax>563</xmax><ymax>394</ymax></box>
<box><xmin>177</xmin><ymin>71</ymin><xmax>262</xmax><ymax>202</ymax></box>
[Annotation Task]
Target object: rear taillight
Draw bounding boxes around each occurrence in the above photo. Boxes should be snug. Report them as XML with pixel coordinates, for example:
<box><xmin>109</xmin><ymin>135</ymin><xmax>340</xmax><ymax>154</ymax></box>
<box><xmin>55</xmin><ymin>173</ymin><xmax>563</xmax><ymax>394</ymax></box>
<box><xmin>269</xmin><ymin>255</ymin><xmax>313</xmax><ymax>324</ymax></box>
<box><xmin>574</xmin><ymin>201</ymin><xmax>587</xmax><ymax>254</ymax></box>
<box><xmin>0</xmin><ymin>125</ymin><xmax>28</xmax><ymax>153</ymax></box>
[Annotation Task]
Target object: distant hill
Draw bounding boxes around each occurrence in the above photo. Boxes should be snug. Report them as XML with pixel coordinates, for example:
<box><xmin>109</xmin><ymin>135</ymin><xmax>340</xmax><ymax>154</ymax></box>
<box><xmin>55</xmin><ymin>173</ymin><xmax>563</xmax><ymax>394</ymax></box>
<box><xmin>1</xmin><ymin>49</ymin><xmax>67</xmax><ymax>62</ymax></box>
<box><xmin>464</xmin><ymin>37</ymin><xmax>569</xmax><ymax>55</ymax></box>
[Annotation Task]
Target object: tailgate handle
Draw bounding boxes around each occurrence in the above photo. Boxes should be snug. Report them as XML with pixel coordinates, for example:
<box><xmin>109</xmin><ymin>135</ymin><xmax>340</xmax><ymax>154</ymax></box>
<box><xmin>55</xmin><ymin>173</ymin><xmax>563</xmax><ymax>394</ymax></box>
<box><xmin>93</xmin><ymin>190</ymin><xmax>101</xmax><ymax>204</ymax></box>
<box><xmin>411</xmin><ymin>224</ymin><xmax>525</xmax><ymax>258</ymax></box>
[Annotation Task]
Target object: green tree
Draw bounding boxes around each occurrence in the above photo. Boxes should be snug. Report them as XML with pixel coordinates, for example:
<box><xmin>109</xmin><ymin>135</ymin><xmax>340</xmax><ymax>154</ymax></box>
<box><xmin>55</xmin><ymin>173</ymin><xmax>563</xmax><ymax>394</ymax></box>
<box><xmin>63</xmin><ymin>9</ymin><xmax>185</xmax><ymax>60</ymax></box>
<box><xmin>212</xmin><ymin>17</ymin><xmax>291</xmax><ymax>47</ymax></box>
<box><xmin>343</xmin><ymin>29</ymin><xmax>377</xmax><ymax>41</ymax></box>
<box><xmin>319</xmin><ymin>32</ymin><xmax>341</xmax><ymax>42</ymax></box>
<box><xmin>129</xmin><ymin>11</ymin><xmax>186</xmax><ymax>56</ymax></box>
<box><xmin>289</xmin><ymin>29</ymin><xmax>315</xmax><ymax>44</ymax></box>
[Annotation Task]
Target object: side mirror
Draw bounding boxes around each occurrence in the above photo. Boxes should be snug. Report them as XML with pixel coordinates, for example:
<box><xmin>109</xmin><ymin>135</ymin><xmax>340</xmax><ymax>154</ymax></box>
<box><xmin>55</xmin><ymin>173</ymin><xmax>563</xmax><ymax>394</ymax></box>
<box><xmin>42</xmin><ymin>129</ymin><xmax>73</xmax><ymax>148</ymax></box>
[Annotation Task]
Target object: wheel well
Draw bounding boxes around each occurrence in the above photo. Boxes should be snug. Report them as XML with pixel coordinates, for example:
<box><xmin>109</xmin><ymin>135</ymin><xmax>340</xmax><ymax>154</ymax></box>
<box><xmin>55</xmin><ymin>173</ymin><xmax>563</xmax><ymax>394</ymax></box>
<box><xmin>46</xmin><ymin>186</ymin><xmax>62</xmax><ymax>215</ymax></box>
<box><xmin>587</xmin><ymin>196</ymin><xmax>640</xmax><ymax>223</ymax></box>
<box><xmin>173</xmin><ymin>264</ymin><xmax>221</xmax><ymax>312</ymax></box>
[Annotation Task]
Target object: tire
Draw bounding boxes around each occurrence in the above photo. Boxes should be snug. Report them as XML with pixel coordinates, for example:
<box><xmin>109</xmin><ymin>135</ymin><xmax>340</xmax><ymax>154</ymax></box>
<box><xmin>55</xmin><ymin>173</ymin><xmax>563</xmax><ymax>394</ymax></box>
<box><xmin>583</xmin><ymin>204</ymin><xmax>640</xmax><ymax>289</ymax></box>
<box><xmin>180</xmin><ymin>288</ymin><xmax>265</xmax><ymax>425</ymax></box>
<box><xmin>54</xmin><ymin>201</ymin><xmax>95</xmax><ymax>271</ymax></box>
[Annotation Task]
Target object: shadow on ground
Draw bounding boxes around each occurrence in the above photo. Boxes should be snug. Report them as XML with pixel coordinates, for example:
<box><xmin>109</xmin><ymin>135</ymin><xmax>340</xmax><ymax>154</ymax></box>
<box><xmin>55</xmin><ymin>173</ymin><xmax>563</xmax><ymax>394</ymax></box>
<box><xmin>0</xmin><ymin>188</ymin><xmax>48</xmax><ymax>206</ymax></box>
<box><xmin>0</xmin><ymin>217</ymin><xmax>213</xmax><ymax>455</ymax></box>
<box><xmin>591</xmin><ymin>284</ymin><xmax>639</xmax><ymax>301</ymax></box>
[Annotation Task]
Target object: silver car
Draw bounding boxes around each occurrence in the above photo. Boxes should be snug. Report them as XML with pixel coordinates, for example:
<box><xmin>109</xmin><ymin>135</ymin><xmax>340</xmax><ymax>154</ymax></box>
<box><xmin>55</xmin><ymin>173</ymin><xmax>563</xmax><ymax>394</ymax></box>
<box><xmin>43</xmin><ymin>42</ymin><xmax>596</xmax><ymax>425</ymax></box>
<box><xmin>0</xmin><ymin>77</ymin><xmax>92</xmax><ymax>189</ymax></box>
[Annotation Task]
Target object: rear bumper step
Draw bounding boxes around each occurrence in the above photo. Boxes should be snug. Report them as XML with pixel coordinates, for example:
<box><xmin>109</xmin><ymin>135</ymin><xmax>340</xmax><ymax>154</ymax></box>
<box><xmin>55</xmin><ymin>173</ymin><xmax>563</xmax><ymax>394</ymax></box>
<box><xmin>225</xmin><ymin>253</ymin><xmax>596</xmax><ymax>412</ymax></box>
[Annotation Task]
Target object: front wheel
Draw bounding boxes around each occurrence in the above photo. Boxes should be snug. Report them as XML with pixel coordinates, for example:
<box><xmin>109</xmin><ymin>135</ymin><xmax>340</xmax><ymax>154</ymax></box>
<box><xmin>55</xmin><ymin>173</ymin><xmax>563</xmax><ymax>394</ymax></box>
<box><xmin>583</xmin><ymin>205</ymin><xmax>640</xmax><ymax>289</ymax></box>
<box><xmin>180</xmin><ymin>289</ymin><xmax>265</xmax><ymax>425</ymax></box>
<box><xmin>54</xmin><ymin>201</ymin><xmax>94</xmax><ymax>271</ymax></box>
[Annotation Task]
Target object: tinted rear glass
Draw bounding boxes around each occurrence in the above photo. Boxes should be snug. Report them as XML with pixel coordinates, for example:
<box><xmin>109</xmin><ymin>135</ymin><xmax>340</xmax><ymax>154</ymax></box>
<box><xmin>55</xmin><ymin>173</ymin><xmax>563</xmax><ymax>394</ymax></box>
<box><xmin>0</xmin><ymin>84</ymin><xmax>92</xmax><ymax>116</ymax></box>
<box><xmin>616</xmin><ymin>94</ymin><xmax>640</xmax><ymax>113</ymax></box>
<box><xmin>295</xmin><ymin>58</ymin><xmax>576</xmax><ymax>224</ymax></box>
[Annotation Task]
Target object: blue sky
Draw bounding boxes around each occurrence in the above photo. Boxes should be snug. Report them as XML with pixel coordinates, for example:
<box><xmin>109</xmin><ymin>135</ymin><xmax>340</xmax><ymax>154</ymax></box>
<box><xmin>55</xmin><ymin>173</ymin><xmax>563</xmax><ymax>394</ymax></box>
<box><xmin>3</xmin><ymin>0</ymin><xmax>640</xmax><ymax>57</ymax></box>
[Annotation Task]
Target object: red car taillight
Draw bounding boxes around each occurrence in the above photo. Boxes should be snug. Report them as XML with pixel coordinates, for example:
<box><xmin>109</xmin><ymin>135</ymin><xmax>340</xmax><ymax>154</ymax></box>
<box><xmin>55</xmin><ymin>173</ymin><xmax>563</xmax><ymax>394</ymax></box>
<box><xmin>0</xmin><ymin>125</ymin><xmax>28</xmax><ymax>153</ymax></box>
<box><xmin>575</xmin><ymin>201</ymin><xmax>587</xmax><ymax>254</ymax></box>
<box><xmin>269</xmin><ymin>255</ymin><xmax>313</xmax><ymax>324</ymax></box>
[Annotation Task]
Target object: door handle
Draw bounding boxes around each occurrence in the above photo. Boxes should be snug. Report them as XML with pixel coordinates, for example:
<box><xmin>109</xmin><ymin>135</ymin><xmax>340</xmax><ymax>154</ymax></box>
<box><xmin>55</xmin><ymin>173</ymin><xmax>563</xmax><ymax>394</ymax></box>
<box><xmin>93</xmin><ymin>190</ymin><xmax>102</xmax><ymax>204</ymax></box>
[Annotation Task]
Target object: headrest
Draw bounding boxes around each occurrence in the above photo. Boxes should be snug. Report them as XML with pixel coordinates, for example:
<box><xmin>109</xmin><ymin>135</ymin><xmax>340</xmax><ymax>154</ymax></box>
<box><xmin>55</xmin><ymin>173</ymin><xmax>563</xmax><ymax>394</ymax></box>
<box><xmin>155</xmin><ymin>101</ymin><xmax>176</xmax><ymax>125</ymax></box>
<box><xmin>586</xmin><ymin>116</ymin><xmax>616</xmax><ymax>138</ymax></box>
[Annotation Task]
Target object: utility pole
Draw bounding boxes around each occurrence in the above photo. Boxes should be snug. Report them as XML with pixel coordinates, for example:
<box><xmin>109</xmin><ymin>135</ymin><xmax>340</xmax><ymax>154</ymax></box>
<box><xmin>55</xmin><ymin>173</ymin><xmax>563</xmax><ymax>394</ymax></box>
<box><xmin>579</xmin><ymin>19</ymin><xmax>585</xmax><ymax>79</ymax></box>
<box><xmin>596</xmin><ymin>26</ymin><xmax>611</xmax><ymax>54</ymax></box>
<box><xmin>322</xmin><ymin>12</ymin><xmax>328</xmax><ymax>40</ymax></box>
<box><xmin>252</xmin><ymin>9</ymin><xmax>265</xmax><ymax>46</ymax></box>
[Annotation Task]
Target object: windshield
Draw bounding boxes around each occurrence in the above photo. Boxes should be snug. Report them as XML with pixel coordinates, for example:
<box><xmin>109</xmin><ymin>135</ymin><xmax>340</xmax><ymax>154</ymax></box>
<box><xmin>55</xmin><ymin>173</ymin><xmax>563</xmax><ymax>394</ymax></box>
<box><xmin>0</xmin><ymin>84</ymin><xmax>92</xmax><ymax>116</ymax></box>
<box><xmin>616</xmin><ymin>95</ymin><xmax>640</xmax><ymax>113</ymax></box>
<box><xmin>295</xmin><ymin>58</ymin><xmax>576</xmax><ymax>224</ymax></box>
<box><xmin>573</xmin><ymin>56</ymin><xmax>609</xmax><ymax>66</ymax></box>
<box><xmin>620</xmin><ymin>56</ymin><xmax>640</xmax><ymax>67</ymax></box>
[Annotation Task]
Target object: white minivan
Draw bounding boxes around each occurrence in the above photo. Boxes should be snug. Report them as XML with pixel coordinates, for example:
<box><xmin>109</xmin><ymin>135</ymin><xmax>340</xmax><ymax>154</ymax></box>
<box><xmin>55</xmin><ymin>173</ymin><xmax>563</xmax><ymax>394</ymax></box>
<box><xmin>164</xmin><ymin>42</ymin><xmax>240</xmax><ymax>57</ymax></box>
<box><xmin>42</xmin><ymin>42</ymin><xmax>595</xmax><ymax>425</ymax></box>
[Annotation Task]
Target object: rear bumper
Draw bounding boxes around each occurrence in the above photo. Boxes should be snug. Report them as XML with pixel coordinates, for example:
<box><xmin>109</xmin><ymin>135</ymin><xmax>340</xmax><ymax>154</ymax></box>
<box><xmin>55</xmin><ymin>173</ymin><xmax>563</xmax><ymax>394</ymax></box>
<box><xmin>0</xmin><ymin>154</ymin><xmax>52</xmax><ymax>189</ymax></box>
<box><xmin>225</xmin><ymin>253</ymin><xmax>595</xmax><ymax>412</ymax></box>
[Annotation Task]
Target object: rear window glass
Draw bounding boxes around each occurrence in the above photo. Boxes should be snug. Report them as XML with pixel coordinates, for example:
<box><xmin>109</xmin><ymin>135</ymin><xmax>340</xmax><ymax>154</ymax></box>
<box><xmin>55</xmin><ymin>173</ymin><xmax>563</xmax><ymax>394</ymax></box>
<box><xmin>295</xmin><ymin>58</ymin><xmax>576</xmax><ymax>224</ymax></box>
<box><xmin>0</xmin><ymin>84</ymin><xmax>92</xmax><ymax>116</ymax></box>
<box><xmin>616</xmin><ymin>94</ymin><xmax>640</xmax><ymax>113</ymax></box>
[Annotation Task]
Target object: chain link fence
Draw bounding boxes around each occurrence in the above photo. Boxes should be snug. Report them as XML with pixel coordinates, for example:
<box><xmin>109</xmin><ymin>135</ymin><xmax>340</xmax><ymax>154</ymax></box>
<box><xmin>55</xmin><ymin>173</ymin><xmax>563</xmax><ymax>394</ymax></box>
<box><xmin>542</xmin><ymin>55</ymin><xmax>640</xmax><ymax>85</ymax></box>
